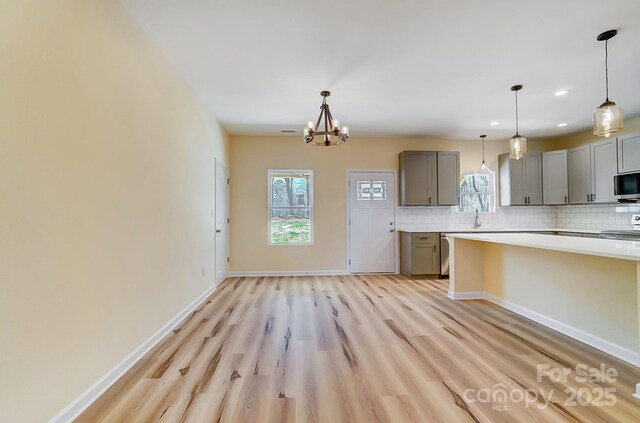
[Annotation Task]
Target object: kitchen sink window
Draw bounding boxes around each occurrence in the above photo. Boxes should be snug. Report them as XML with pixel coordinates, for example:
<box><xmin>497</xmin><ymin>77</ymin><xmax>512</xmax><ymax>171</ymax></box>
<box><xmin>268</xmin><ymin>170</ymin><xmax>313</xmax><ymax>245</ymax></box>
<box><xmin>457</xmin><ymin>170</ymin><xmax>495</xmax><ymax>213</ymax></box>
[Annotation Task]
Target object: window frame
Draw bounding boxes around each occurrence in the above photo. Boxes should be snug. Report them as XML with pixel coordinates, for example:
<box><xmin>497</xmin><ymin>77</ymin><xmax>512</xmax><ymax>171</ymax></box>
<box><xmin>456</xmin><ymin>169</ymin><xmax>496</xmax><ymax>214</ymax></box>
<box><xmin>268</xmin><ymin>169</ymin><xmax>314</xmax><ymax>246</ymax></box>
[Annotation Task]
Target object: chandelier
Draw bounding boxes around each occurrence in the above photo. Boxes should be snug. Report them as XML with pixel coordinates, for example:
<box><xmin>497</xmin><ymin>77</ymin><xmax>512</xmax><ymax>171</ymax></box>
<box><xmin>303</xmin><ymin>91</ymin><xmax>349</xmax><ymax>146</ymax></box>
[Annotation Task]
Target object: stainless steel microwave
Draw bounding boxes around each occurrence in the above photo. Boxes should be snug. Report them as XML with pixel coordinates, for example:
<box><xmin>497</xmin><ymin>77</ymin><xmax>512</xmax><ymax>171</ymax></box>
<box><xmin>614</xmin><ymin>172</ymin><xmax>640</xmax><ymax>200</ymax></box>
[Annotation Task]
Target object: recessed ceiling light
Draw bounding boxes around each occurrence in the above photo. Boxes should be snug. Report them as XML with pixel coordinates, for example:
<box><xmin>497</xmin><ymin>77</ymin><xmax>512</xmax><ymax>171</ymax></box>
<box><xmin>557</xmin><ymin>122</ymin><xmax>569</xmax><ymax>127</ymax></box>
<box><xmin>554</xmin><ymin>90</ymin><xmax>569</xmax><ymax>96</ymax></box>
<box><xmin>490</xmin><ymin>121</ymin><xmax>500</xmax><ymax>126</ymax></box>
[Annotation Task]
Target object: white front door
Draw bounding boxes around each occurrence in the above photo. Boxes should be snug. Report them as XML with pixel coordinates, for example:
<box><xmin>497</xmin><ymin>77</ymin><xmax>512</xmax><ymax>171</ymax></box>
<box><xmin>215</xmin><ymin>161</ymin><xmax>229</xmax><ymax>285</ymax></box>
<box><xmin>348</xmin><ymin>171</ymin><xmax>396</xmax><ymax>273</ymax></box>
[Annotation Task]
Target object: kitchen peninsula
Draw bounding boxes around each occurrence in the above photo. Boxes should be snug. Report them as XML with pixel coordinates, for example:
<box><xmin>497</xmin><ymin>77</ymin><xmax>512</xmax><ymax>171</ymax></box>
<box><xmin>448</xmin><ymin>233</ymin><xmax>640</xmax><ymax>380</ymax></box>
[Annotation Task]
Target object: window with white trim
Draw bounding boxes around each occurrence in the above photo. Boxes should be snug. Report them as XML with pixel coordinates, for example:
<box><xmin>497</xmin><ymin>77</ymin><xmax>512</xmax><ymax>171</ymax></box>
<box><xmin>268</xmin><ymin>170</ymin><xmax>313</xmax><ymax>245</ymax></box>
<box><xmin>457</xmin><ymin>170</ymin><xmax>495</xmax><ymax>213</ymax></box>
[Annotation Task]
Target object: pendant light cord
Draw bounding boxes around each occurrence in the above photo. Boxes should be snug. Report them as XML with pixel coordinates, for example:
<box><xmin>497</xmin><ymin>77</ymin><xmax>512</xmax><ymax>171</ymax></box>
<box><xmin>605</xmin><ymin>39</ymin><xmax>610</xmax><ymax>101</ymax></box>
<box><xmin>515</xmin><ymin>90</ymin><xmax>519</xmax><ymax>134</ymax></box>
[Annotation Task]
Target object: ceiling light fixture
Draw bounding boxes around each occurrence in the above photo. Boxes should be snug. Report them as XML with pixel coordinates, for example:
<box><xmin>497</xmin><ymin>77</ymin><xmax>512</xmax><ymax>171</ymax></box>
<box><xmin>557</xmin><ymin>122</ymin><xmax>569</xmax><ymax>127</ymax></box>
<box><xmin>479</xmin><ymin>134</ymin><xmax>491</xmax><ymax>171</ymax></box>
<box><xmin>508</xmin><ymin>84</ymin><xmax>527</xmax><ymax>160</ymax></box>
<box><xmin>593</xmin><ymin>29</ymin><xmax>623</xmax><ymax>137</ymax></box>
<box><xmin>554</xmin><ymin>90</ymin><xmax>569</xmax><ymax>96</ymax></box>
<box><xmin>490</xmin><ymin>121</ymin><xmax>500</xmax><ymax>126</ymax></box>
<box><xmin>303</xmin><ymin>91</ymin><xmax>349</xmax><ymax>146</ymax></box>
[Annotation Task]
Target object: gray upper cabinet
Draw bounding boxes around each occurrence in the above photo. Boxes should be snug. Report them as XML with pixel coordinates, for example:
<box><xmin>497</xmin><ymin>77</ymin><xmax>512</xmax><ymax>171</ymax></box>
<box><xmin>399</xmin><ymin>151</ymin><xmax>459</xmax><ymax>206</ymax></box>
<box><xmin>568</xmin><ymin>139</ymin><xmax>617</xmax><ymax>204</ymax></box>
<box><xmin>499</xmin><ymin>153</ymin><xmax>542</xmax><ymax>206</ymax></box>
<box><xmin>591</xmin><ymin>139</ymin><xmax>617</xmax><ymax>203</ymax></box>
<box><xmin>617</xmin><ymin>132</ymin><xmax>640</xmax><ymax>174</ymax></box>
<box><xmin>542</xmin><ymin>150</ymin><xmax>568</xmax><ymax>205</ymax></box>
<box><xmin>399</xmin><ymin>151</ymin><xmax>437</xmax><ymax>206</ymax></box>
<box><xmin>568</xmin><ymin>145</ymin><xmax>591</xmax><ymax>204</ymax></box>
<box><xmin>436</xmin><ymin>151</ymin><xmax>460</xmax><ymax>205</ymax></box>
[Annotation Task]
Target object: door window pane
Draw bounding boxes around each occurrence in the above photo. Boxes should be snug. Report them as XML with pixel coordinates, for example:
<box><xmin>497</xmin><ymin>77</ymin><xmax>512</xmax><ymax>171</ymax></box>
<box><xmin>357</xmin><ymin>180</ymin><xmax>387</xmax><ymax>200</ymax></box>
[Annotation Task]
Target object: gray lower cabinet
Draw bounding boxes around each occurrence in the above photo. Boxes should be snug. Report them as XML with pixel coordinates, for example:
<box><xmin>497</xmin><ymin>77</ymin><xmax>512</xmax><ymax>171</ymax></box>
<box><xmin>542</xmin><ymin>150</ymin><xmax>568</xmax><ymax>205</ymax></box>
<box><xmin>568</xmin><ymin>139</ymin><xmax>617</xmax><ymax>204</ymax></box>
<box><xmin>617</xmin><ymin>132</ymin><xmax>640</xmax><ymax>174</ymax></box>
<box><xmin>399</xmin><ymin>151</ymin><xmax>460</xmax><ymax>206</ymax></box>
<box><xmin>400</xmin><ymin>232</ymin><xmax>440</xmax><ymax>277</ymax></box>
<box><xmin>499</xmin><ymin>153</ymin><xmax>542</xmax><ymax>206</ymax></box>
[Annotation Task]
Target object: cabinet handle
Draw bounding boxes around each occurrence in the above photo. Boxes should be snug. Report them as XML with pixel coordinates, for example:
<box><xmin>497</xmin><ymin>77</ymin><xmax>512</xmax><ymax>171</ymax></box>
<box><xmin>564</xmin><ymin>195</ymin><xmax>567</xmax><ymax>203</ymax></box>
<box><xmin>591</xmin><ymin>194</ymin><xmax>595</xmax><ymax>202</ymax></box>
<box><xmin>433</xmin><ymin>245</ymin><xmax>436</xmax><ymax>252</ymax></box>
<box><xmin>428</xmin><ymin>197</ymin><xmax>431</xmax><ymax>205</ymax></box>
<box><xmin>587</xmin><ymin>194</ymin><xmax>590</xmax><ymax>202</ymax></box>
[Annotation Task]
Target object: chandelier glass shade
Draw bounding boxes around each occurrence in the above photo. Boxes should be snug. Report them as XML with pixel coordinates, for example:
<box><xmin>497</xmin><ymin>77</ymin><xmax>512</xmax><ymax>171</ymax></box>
<box><xmin>593</xmin><ymin>29</ymin><xmax>623</xmax><ymax>137</ymax></box>
<box><xmin>303</xmin><ymin>91</ymin><xmax>349</xmax><ymax>146</ymax></box>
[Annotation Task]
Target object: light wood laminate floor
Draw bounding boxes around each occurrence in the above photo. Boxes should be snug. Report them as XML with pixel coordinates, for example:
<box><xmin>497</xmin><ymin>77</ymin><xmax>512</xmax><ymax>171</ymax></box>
<box><xmin>77</xmin><ymin>275</ymin><xmax>640</xmax><ymax>422</ymax></box>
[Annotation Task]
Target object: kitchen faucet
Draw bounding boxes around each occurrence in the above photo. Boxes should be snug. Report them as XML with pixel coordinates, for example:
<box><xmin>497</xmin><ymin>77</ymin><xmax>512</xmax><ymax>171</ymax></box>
<box><xmin>474</xmin><ymin>209</ymin><xmax>482</xmax><ymax>228</ymax></box>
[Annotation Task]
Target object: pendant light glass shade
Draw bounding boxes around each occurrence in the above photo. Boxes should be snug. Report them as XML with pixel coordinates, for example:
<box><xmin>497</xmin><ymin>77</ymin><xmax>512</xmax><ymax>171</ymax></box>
<box><xmin>593</xmin><ymin>101</ymin><xmax>623</xmax><ymax>138</ymax></box>
<box><xmin>509</xmin><ymin>134</ymin><xmax>527</xmax><ymax>160</ymax></box>
<box><xmin>593</xmin><ymin>30</ymin><xmax>623</xmax><ymax>137</ymax></box>
<box><xmin>508</xmin><ymin>85</ymin><xmax>527</xmax><ymax>160</ymax></box>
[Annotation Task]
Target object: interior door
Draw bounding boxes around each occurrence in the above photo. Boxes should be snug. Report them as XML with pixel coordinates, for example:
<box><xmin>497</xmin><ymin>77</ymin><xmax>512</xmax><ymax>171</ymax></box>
<box><xmin>215</xmin><ymin>161</ymin><xmax>229</xmax><ymax>285</ymax></box>
<box><xmin>348</xmin><ymin>171</ymin><xmax>396</xmax><ymax>273</ymax></box>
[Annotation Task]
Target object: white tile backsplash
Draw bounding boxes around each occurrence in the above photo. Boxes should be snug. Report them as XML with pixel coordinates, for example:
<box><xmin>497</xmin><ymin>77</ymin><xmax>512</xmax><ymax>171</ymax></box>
<box><xmin>397</xmin><ymin>203</ymin><xmax>637</xmax><ymax>231</ymax></box>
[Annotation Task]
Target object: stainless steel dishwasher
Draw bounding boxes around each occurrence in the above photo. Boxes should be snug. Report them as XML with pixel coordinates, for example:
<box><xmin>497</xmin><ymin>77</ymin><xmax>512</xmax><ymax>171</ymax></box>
<box><xmin>440</xmin><ymin>233</ymin><xmax>450</xmax><ymax>277</ymax></box>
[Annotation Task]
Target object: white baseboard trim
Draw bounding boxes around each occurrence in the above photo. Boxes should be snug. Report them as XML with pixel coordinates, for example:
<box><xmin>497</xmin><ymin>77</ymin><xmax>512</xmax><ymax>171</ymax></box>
<box><xmin>229</xmin><ymin>270</ymin><xmax>348</xmax><ymax>277</ymax></box>
<box><xmin>451</xmin><ymin>291</ymin><xmax>640</xmax><ymax>367</ymax></box>
<box><xmin>447</xmin><ymin>291</ymin><xmax>484</xmax><ymax>300</ymax></box>
<box><xmin>48</xmin><ymin>283</ymin><xmax>219</xmax><ymax>423</ymax></box>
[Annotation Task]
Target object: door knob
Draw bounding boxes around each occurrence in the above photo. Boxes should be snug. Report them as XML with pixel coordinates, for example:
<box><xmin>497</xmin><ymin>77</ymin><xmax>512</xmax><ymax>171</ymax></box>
<box><xmin>389</xmin><ymin>229</ymin><xmax>395</xmax><ymax>232</ymax></box>
<box><xmin>216</xmin><ymin>229</ymin><xmax>221</xmax><ymax>233</ymax></box>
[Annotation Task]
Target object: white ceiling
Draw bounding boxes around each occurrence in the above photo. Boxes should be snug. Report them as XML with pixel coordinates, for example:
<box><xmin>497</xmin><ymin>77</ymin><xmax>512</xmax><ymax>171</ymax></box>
<box><xmin>121</xmin><ymin>0</ymin><xmax>640</xmax><ymax>140</ymax></box>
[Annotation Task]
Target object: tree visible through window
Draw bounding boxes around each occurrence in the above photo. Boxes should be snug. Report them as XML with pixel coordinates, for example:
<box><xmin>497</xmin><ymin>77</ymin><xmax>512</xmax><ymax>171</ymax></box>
<box><xmin>457</xmin><ymin>171</ymin><xmax>494</xmax><ymax>213</ymax></box>
<box><xmin>269</xmin><ymin>170</ymin><xmax>313</xmax><ymax>244</ymax></box>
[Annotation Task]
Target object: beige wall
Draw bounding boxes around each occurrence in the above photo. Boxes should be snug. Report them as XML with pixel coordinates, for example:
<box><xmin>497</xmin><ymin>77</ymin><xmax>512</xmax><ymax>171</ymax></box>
<box><xmin>230</xmin><ymin>135</ymin><xmax>522</xmax><ymax>272</ymax></box>
<box><xmin>0</xmin><ymin>1</ymin><xmax>229</xmax><ymax>422</ymax></box>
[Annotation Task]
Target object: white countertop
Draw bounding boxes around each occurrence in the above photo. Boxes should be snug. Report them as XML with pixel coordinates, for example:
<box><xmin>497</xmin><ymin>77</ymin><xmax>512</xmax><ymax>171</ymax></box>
<box><xmin>448</xmin><ymin>232</ymin><xmax>640</xmax><ymax>261</ymax></box>
<box><xmin>397</xmin><ymin>227</ymin><xmax>601</xmax><ymax>234</ymax></box>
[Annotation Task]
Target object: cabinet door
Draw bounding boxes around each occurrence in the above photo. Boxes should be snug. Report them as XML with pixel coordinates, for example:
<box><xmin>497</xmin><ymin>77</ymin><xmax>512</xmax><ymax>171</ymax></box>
<box><xmin>617</xmin><ymin>133</ymin><xmax>640</xmax><ymax>174</ymax></box>
<box><xmin>400</xmin><ymin>152</ymin><xmax>428</xmax><ymax>205</ymax></box>
<box><xmin>411</xmin><ymin>243</ymin><xmax>438</xmax><ymax>274</ymax></box>
<box><xmin>542</xmin><ymin>150</ymin><xmax>568</xmax><ymax>205</ymax></box>
<box><xmin>437</xmin><ymin>151</ymin><xmax>460</xmax><ymax>205</ymax></box>
<box><xmin>591</xmin><ymin>139</ymin><xmax>617</xmax><ymax>203</ymax></box>
<box><xmin>509</xmin><ymin>157</ymin><xmax>526</xmax><ymax>205</ymax></box>
<box><xmin>524</xmin><ymin>153</ymin><xmax>543</xmax><ymax>204</ymax></box>
<box><xmin>426</xmin><ymin>152</ymin><xmax>438</xmax><ymax>205</ymax></box>
<box><xmin>568</xmin><ymin>145</ymin><xmax>591</xmax><ymax>204</ymax></box>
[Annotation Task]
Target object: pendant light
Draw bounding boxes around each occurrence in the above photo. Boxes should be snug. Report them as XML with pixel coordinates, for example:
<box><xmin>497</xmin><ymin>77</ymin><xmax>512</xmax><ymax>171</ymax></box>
<box><xmin>303</xmin><ymin>91</ymin><xmax>349</xmax><ymax>146</ymax></box>
<box><xmin>479</xmin><ymin>134</ymin><xmax>491</xmax><ymax>171</ymax></box>
<box><xmin>593</xmin><ymin>29</ymin><xmax>623</xmax><ymax>137</ymax></box>
<box><xmin>508</xmin><ymin>85</ymin><xmax>527</xmax><ymax>160</ymax></box>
